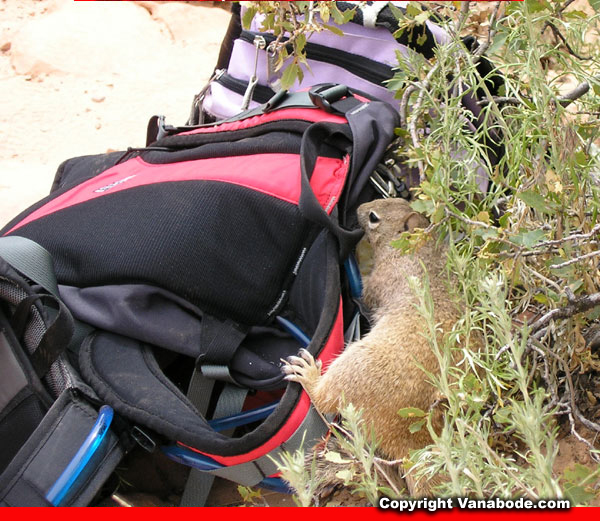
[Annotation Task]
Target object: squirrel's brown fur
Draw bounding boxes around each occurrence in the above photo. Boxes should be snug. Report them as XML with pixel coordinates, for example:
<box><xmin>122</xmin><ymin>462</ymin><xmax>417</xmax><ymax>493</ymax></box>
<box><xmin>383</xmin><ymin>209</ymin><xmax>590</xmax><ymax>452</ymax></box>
<box><xmin>283</xmin><ymin>198</ymin><xmax>464</xmax><ymax>497</ymax></box>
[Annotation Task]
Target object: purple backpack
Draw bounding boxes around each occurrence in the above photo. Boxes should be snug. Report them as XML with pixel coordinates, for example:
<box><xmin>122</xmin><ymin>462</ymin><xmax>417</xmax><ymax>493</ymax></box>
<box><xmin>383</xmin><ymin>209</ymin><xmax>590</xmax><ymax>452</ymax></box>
<box><xmin>190</xmin><ymin>2</ymin><xmax>502</xmax><ymax>196</ymax></box>
<box><xmin>197</xmin><ymin>2</ymin><xmax>450</xmax><ymax>121</ymax></box>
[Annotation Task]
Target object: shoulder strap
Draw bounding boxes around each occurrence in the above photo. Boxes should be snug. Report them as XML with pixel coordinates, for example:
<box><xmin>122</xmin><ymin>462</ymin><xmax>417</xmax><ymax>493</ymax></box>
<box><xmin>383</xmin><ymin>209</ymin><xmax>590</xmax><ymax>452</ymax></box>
<box><xmin>0</xmin><ymin>236</ymin><xmax>59</xmax><ymax>297</ymax></box>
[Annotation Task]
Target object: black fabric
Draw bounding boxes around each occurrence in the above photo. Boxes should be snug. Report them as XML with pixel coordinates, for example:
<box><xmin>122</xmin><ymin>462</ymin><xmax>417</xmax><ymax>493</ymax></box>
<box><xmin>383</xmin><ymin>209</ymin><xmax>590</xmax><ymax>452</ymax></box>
<box><xmin>79</xmin><ymin>332</ymin><xmax>215</xmax><ymax>447</ymax></box>
<box><xmin>0</xmin><ymin>286</ymin><xmax>52</xmax><ymax>474</ymax></box>
<box><xmin>299</xmin><ymin>122</ymin><xmax>363</xmax><ymax>259</ymax></box>
<box><xmin>7</xmin><ymin>181</ymin><xmax>315</xmax><ymax>327</ymax></box>
<box><xmin>229</xmin><ymin>326</ymin><xmax>300</xmax><ymax>389</ymax></box>
<box><xmin>142</xmin><ymin>131</ymin><xmax>305</xmax><ymax>165</ymax></box>
<box><xmin>152</xmin><ymin>119</ymin><xmax>312</xmax><ymax>150</ymax></box>
<box><xmin>215</xmin><ymin>4</ymin><xmax>242</xmax><ymax>72</ymax></box>
<box><xmin>0</xmin><ymin>389</ymin><xmax>123</xmax><ymax>507</ymax></box>
<box><xmin>197</xmin><ymin>314</ymin><xmax>247</xmax><ymax>368</ymax></box>
<box><xmin>0</xmin><ymin>391</ymin><xmax>45</xmax><ymax>475</ymax></box>
<box><xmin>286</xmin><ymin>230</ymin><xmax>330</xmax><ymax>335</ymax></box>
<box><xmin>343</xmin><ymin>99</ymin><xmax>401</xmax><ymax>221</ymax></box>
<box><xmin>1</xmin><ymin>153</ymin><xmax>125</xmax><ymax>234</ymax></box>
<box><xmin>59</xmin><ymin>283</ymin><xmax>205</xmax><ymax>358</ymax></box>
<box><xmin>79</xmin><ymin>233</ymin><xmax>342</xmax><ymax>457</ymax></box>
<box><xmin>51</xmin><ymin>151</ymin><xmax>126</xmax><ymax>193</ymax></box>
<box><xmin>215</xmin><ymin>72</ymin><xmax>277</xmax><ymax>104</ymax></box>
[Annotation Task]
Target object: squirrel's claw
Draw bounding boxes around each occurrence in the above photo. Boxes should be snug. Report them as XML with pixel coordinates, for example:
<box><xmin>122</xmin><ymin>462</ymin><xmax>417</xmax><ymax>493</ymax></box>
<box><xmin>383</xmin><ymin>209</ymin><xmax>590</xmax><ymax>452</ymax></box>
<box><xmin>280</xmin><ymin>350</ymin><xmax>322</xmax><ymax>388</ymax></box>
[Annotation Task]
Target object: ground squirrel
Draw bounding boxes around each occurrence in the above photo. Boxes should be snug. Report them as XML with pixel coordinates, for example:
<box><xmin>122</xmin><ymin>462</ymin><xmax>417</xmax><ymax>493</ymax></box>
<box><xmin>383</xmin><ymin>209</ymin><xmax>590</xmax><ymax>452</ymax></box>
<box><xmin>282</xmin><ymin>197</ymin><xmax>463</xmax><ymax>497</ymax></box>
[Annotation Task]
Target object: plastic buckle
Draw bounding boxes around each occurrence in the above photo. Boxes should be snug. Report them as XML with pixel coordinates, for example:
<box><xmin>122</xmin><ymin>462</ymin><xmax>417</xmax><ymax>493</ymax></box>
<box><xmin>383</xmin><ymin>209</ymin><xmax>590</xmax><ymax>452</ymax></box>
<box><xmin>309</xmin><ymin>84</ymin><xmax>350</xmax><ymax>113</ymax></box>
<box><xmin>370</xmin><ymin>163</ymin><xmax>410</xmax><ymax>200</ymax></box>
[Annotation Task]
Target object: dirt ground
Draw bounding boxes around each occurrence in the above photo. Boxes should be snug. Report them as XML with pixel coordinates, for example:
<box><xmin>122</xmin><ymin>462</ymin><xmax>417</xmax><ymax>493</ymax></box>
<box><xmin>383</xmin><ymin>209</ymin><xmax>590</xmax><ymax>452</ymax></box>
<box><xmin>0</xmin><ymin>0</ymin><xmax>231</xmax><ymax>225</ymax></box>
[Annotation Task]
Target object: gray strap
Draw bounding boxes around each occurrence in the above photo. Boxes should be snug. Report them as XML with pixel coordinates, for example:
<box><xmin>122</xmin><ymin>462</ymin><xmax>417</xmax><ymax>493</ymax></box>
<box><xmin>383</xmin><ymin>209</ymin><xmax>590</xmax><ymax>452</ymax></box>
<box><xmin>0</xmin><ymin>236</ymin><xmax>94</xmax><ymax>352</ymax></box>
<box><xmin>180</xmin><ymin>373</ymin><xmax>248</xmax><ymax>507</ymax></box>
<box><xmin>0</xmin><ymin>236</ymin><xmax>59</xmax><ymax>297</ymax></box>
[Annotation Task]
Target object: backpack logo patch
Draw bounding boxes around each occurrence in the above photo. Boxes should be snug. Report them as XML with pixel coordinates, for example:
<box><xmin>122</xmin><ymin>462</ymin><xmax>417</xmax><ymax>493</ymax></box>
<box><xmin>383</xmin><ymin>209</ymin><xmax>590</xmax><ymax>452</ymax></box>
<box><xmin>94</xmin><ymin>175</ymin><xmax>137</xmax><ymax>193</ymax></box>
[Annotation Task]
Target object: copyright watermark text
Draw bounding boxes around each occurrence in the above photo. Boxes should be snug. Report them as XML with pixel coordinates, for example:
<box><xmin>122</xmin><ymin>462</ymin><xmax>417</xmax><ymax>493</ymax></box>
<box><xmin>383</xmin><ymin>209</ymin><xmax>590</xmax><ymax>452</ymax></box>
<box><xmin>378</xmin><ymin>496</ymin><xmax>570</xmax><ymax>512</ymax></box>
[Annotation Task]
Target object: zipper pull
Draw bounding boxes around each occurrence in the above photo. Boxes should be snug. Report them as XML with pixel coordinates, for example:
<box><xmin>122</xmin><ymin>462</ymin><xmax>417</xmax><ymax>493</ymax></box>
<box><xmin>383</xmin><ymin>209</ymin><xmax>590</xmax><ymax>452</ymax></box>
<box><xmin>241</xmin><ymin>35</ymin><xmax>266</xmax><ymax>111</ymax></box>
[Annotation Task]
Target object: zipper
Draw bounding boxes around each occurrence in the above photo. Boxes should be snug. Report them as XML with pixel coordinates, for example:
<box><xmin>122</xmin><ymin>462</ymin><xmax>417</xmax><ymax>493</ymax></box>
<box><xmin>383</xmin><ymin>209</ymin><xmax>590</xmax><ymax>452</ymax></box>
<box><xmin>215</xmin><ymin>71</ymin><xmax>276</xmax><ymax>104</ymax></box>
<box><xmin>239</xmin><ymin>30</ymin><xmax>394</xmax><ymax>86</ymax></box>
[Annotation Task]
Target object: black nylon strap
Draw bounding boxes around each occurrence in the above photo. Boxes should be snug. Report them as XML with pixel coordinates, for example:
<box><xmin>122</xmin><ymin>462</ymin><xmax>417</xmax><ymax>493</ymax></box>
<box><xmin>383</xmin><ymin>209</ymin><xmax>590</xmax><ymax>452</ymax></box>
<box><xmin>197</xmin><ymin>314</ymin><xmax>248</xmax><ymax>370</ymax></box>
<box><xmin>299</xmin><ymin>122</ymin><xmax>363</xmax><ymax>260</ymax></box>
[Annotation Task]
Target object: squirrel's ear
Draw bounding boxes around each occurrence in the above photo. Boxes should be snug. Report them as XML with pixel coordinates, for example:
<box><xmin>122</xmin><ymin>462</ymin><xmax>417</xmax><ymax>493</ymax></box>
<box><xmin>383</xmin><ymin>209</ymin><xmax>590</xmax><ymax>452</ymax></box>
<box><xmin>404</xmin><ymin>212</ymin><xmax>429</xmax><ymax>232</ymax></box>
<box><xmin>367</xmin><ymin>210</ymin><xmax>381</xmax><ymax>229</ymax></box>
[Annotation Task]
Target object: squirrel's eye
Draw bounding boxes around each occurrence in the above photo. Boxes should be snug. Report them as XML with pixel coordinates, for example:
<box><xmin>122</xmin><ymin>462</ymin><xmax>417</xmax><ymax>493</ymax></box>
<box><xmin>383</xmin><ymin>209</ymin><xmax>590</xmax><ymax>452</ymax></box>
<box><xmin>368</xmin><ymin>211</ymin><xmax>380</xmax><ymax>224</ymax></box>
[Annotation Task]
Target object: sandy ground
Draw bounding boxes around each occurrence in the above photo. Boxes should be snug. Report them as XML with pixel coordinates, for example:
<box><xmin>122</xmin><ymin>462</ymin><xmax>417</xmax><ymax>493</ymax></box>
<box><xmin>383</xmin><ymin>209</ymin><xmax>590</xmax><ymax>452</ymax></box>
<box><xmin>0</xmin><ymin>0</ymin><xmax>231</xmax><ymax>226</ymax></box>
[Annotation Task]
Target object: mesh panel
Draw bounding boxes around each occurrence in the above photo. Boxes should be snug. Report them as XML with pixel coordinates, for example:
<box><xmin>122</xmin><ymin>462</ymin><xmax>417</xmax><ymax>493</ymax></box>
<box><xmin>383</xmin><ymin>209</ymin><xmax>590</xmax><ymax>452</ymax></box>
<box><xmin>0</xmin><ymin>278</ymin><xmax>70</xmax><ymax>397</ymax></box>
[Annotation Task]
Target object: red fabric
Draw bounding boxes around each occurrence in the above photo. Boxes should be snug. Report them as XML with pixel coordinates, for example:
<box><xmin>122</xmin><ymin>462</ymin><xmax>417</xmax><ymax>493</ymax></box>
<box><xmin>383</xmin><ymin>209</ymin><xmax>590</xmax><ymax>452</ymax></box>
<box><xmin>5</xmin><ymin>153</ymin><xmax>349</xmax><ymax>234</ymax></box>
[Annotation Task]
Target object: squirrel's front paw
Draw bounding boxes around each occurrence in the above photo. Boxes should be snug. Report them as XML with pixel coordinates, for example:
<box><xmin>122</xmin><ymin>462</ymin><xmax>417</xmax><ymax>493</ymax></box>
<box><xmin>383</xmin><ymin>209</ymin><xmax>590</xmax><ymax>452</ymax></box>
<box><xmin>281</xmin><ymin>348</ymin><xmax>322</xmax><ymax>390</ymax></box>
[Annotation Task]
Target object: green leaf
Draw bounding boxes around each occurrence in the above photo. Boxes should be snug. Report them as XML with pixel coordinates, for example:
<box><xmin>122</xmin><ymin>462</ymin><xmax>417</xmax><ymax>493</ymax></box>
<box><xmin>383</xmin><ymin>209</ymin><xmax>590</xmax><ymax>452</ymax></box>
<box><xmin>331</xmin><ymin>3</ymin><xmax>353</xmax><ymax>25</ymax></box>
<box><xmin>280</xmin><ymin>64</ymin><xmax>299</xmax><ymax>90</ymax></box>
<box><xmin>564</xmin><ymin>484</ymin><xmax>597</xmax><ymax>506</ymax></box>
<box><xmin>409</xmin><ymin>419</ymin><xmax>426</xmax><ymax>433</ymax></box>
<box><xmin>324</xmin><ymin>451</ymin><xmax>352</xmax><ymax>464</ymax></box>
<box><xmin>509</xmin><ymin>229</ymin><xmax>546</xmax><ymax>248</ymax></box>
<box><xmin>517</xmin><ymin>190</ymin><xmax>552</xmax><ymax>214</ymax></box>
<box><xmin>388</xmin><ymin>2</ymin><xmax>406</xmax><ymax>22</ymax></box>
<box><xmin>590</xmin><ymin>0</ymin><xmax>600</xmax><ymax>12</ymax></box>
<box><xmin>398</xmin><ymin>407</ymin><xmax>426</xmax><ymax>418</ymax></box>
<box><xmin>323</xmin><ymin>24</ymin><xmax>344</xmax><ymax>37</ymax></box>
<box><xmin>475</xmin><ymin>228</ymin><xmax>499</xmax><ymax>241</ymax></box>
<box><xmin>386</xmin><ymin>71</ymin><xmax>407</xmax><ymax>92</ymax></box>
<box><xmin>237</xmin><ymin>485</ymin><xmax>262</xmax><ymax>504</ymax></box>
<box><xmin>414</xmin><ymin>12</ymin><xmax>430</xmax><ymax>25</ymax></box>
<box><xmin>406</xmin><ymin>3</ymin><xmax>422</xmax><ymax>18</ymax></box>
<box><xmin>410</xmin><ymin>198</ymin><xmax>434</xmax><ymax>215</ymax></box>
<box><xmin>563</xmin><ymin>10</ymin><xmax>589</xmax><ymax>19</ymax></box>
<box><xmin>564</xmin><ymin>463</ymin><xmax>595</xmax><ymax>483</ymax></box>
<box><xmin>335</xmin><ymin>469</ymin><xmax>355</xmax><ymax>483</ymax></box>
<box><xmin>525</xmin><ymin>0</ymin><xmax>551</xmax><ymax>13</ymax></box>
<box><xmin>295</xmin><ymin>33</ymin><xmax>307</xmax><ymax>54</ymax></box>
<box><xmin>416</xmin><ymin>31</ymin><xmax>427</xmax><ymax>47</ymax></box>
<box><xmin>487</xmin><ymin>33</ymin><xmax>508</xmax><ymax>56</ymax></box>
<box><xmin>241</xmin><ymin>7</ymin><xmax>258</xmax><ymax>29</ymax></box>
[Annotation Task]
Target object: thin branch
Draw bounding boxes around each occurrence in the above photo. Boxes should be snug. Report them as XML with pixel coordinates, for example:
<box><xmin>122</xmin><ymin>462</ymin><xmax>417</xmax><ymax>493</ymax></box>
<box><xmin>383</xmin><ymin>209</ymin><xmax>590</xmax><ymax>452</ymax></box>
<box><xmin>533</xmin><ymin>223</ymin><xmax>600</xmax><ymax>249</ymax></box>
<box><xmin>454</xmin><ymin>1</ymin><xmax>471</xmax><ymax>36</ymax></box>
<box><xmin>559</xmin><ymin>0</ymin><xmax>578</xmax><ymax>14</ymax></box>
<box><xmin>547</xmin><ymin>22</ymin><xmax>592</xmax><ymax>61</ymax></box>
<box><xmin>530</xmin><ymin>292</ymin><xmax>600</xmax><ymax>334</ymax></box>
<box><xmin>478</xmin><ymin>96</ymin><xmax>526</xmax><ymax>107</ymax></box>
<box><xmin>408</xmin><ymin>64</ymin><xmax>441</xmax><ymax>181</ymax></box>
<box><xmin>559</xmin><ymin>82</ymin><xmax>590</xmax><ymax>108</ymax></box>
<box><xmin>522</xmin><ymin>263</ymin><xmax>563</xmax><ymax>294</ymax></box>
<box><xmin>474</xmin><ymin>1</ymin><xmax>503</xmax><ymax>59</ymax></box>
<box><xmin>550</xmin><ymin>250</ymin><xmax>600</xmax><ymax>270</ymax></box>
<box><xmin>400</xmin><ymin>85</ymin><xmax>418</xmax><ymax>128</ymax></box>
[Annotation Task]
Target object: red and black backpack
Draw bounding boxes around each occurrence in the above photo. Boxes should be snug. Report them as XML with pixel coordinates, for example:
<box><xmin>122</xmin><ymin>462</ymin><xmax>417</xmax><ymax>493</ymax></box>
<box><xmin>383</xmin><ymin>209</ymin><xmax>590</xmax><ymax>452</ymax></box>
<box><xmin>0</xmin><ymin>85</ymin><xmax>399</xmax><ymax>506</ymax></box>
